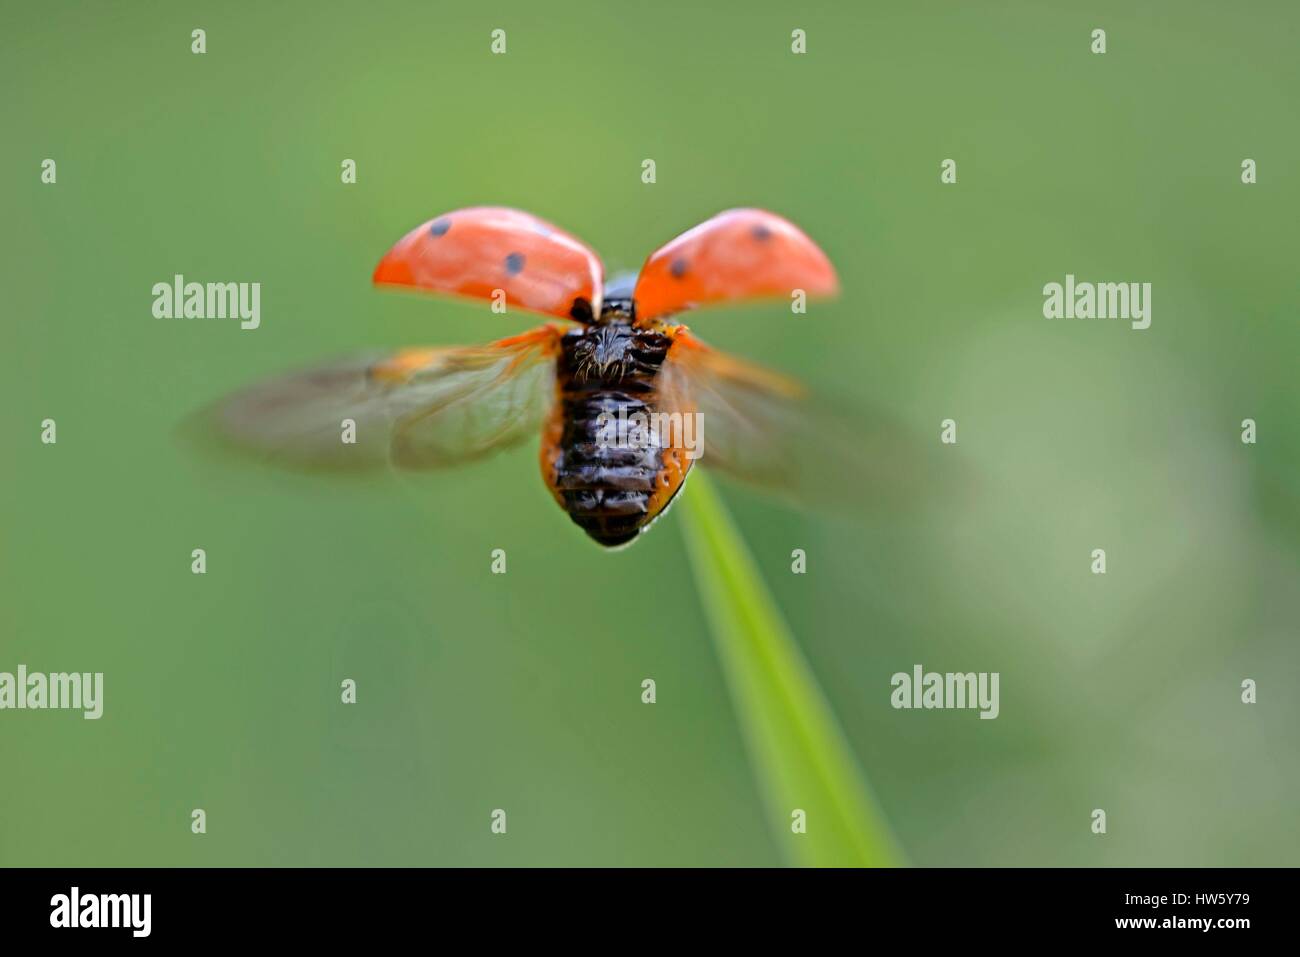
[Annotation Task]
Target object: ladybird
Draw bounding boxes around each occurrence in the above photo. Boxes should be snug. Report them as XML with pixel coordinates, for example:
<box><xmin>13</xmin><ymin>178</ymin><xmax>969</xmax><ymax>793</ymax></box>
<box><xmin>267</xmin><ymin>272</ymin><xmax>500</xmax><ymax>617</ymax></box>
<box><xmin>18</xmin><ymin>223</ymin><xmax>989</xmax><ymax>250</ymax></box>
<box><xmin>204</xmin><ymin>207</ymin><xmax>916</xmax><ymax>548</ymax></box>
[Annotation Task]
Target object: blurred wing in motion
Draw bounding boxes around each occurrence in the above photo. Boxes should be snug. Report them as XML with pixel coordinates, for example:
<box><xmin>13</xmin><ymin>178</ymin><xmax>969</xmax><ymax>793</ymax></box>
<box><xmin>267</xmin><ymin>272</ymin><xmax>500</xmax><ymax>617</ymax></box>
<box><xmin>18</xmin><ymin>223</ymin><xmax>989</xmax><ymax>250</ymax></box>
<box><xmin>200</xmin><ymin>323</ymin><xmax>563</xmax><ymax>471</ymax></box>
<box><xmin>634</xmin><ymin>208</ymin><xmax>839</xmax><ymax>323</ymax></box>
<box><xmin>373</xmin><ymin>206</ymin><xmax>603</xmax><ymax>320</ymax></box>
<box><xmin>659</xmin><ymin>329</ymin><xmax>948</xmax><ymax>510</ymax></box>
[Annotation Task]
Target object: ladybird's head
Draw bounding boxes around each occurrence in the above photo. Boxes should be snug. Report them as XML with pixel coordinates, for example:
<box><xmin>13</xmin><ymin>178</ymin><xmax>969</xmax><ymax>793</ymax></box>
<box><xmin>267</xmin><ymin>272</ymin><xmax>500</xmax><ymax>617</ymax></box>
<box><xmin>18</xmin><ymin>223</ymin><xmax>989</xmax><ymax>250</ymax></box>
<box><xmin>593</xmin><ymin>271</ymin><xmax>638</xmax><ymax>324</ymax></box>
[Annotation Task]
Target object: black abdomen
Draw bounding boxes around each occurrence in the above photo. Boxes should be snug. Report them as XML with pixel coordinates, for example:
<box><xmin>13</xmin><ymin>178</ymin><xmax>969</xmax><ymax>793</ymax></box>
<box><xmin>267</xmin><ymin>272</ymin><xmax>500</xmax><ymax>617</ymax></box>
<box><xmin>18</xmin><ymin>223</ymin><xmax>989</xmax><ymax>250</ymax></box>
<box><xmin>551</xmin><ymin>322</ymin><xmax>673</xmax><ymax>547</ymax></box>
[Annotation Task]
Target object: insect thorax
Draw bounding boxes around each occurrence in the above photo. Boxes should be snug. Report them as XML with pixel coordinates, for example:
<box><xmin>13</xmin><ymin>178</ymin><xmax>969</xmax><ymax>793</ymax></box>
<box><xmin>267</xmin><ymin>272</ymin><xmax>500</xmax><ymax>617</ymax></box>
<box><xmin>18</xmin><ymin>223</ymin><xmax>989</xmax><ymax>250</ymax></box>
<box><xmin>560</xmin><ymin>308</ymin><xmax>669</xmax><ymax>387</ymax></box>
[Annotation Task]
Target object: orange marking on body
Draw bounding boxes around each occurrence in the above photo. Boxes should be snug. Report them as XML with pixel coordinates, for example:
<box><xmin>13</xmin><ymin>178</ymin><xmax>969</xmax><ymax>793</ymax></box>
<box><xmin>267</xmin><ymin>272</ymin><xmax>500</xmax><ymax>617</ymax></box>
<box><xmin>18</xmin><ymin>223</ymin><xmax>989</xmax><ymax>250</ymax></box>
<box><xmin>644</xmin><ymin>432</ymin><xmax>695</xmax><ymax>522</ymax></box>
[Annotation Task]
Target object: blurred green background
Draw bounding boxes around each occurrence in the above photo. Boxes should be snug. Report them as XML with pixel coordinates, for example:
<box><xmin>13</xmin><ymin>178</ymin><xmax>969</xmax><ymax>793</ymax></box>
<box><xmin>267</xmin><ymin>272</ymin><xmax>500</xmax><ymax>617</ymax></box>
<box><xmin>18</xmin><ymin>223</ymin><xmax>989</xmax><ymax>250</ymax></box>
<box><xmin>2</xmin><ymin>0</ymin><xmax>1297</xmax><ymax>866</ymax></box>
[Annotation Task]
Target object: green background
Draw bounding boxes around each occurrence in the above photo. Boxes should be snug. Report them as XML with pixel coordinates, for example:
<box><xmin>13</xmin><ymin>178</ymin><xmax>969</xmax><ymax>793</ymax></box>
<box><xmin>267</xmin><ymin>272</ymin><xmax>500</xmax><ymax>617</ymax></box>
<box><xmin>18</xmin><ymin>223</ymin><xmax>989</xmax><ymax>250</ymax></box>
<box><xmin>3</xmin><ymin>0</ymin><xmax>1297</xmax><ymax>866</ymax></box>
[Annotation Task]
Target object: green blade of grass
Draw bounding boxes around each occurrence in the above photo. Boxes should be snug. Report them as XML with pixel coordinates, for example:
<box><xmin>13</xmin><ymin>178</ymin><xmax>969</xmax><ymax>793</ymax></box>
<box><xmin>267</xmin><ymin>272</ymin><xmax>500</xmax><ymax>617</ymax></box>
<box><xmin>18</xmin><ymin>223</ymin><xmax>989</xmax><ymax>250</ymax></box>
<box><xmin>679</xmin><ymin>471</ymin><xmax>904</xmax><ymax>867</ymax></box>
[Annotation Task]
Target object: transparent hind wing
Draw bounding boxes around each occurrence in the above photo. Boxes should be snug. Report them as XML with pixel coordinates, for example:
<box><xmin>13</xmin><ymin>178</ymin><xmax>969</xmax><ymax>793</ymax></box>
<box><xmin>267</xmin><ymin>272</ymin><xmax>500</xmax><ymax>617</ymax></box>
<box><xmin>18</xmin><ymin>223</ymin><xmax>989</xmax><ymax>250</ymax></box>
<box><xmin>202</xmin><ymin>324</ymin><xmax>563</xmax><ymax>471</ymax></box>
<box><xmin>658</xmin><ymin>329</ymin><xmax>947</xmax><ymax>510</ymax></box>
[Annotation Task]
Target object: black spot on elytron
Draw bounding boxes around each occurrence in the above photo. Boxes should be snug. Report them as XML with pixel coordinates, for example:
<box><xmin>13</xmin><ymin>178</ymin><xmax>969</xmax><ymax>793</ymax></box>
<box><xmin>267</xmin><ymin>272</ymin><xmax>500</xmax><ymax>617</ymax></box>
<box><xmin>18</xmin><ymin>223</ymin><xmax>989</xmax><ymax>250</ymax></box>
<box><xmin>505</xmin><ymin>252</ymin><xmax>525</xmax><ymax>275</ymax></box>
<box><xmin>751</xmin><ymin>224</ymin><xmax>773</xmax><ymax>241</ymax></box>
<box><xmin>670</xmin><ymin>257</ymin><xmax>688</xmax><ymax>278</ymax></box>
<box><xmin>429</xmin><ymin>218</ymin><xmax>451</xmax><ymax>237</ymax></box>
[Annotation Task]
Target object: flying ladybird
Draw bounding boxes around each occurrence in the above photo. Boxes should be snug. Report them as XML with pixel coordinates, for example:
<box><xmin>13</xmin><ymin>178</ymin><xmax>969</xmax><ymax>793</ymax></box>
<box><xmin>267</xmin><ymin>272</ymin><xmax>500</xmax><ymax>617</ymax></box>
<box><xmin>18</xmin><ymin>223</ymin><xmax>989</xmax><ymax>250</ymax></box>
<box><xmin>207</xmin><ymin>207</ymin><xmax>911</xmax><ymax>548</ymax></box>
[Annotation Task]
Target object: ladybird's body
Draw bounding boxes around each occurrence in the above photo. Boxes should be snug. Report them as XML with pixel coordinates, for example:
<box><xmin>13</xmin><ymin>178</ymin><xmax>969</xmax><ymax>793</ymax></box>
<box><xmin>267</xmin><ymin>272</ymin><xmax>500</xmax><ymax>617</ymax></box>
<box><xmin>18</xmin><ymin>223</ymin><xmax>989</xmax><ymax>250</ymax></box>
<box><xmin>541</xmin><ymin>300</ymin><xmax>690</xmax><ymax>547</ymax></box>
<box><xmin>208</xmin><ymin>206</ymin><xmax>847</xmax><ymax>549</ymax></box>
